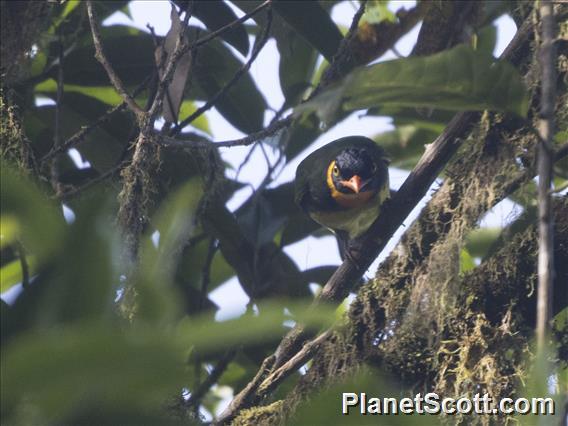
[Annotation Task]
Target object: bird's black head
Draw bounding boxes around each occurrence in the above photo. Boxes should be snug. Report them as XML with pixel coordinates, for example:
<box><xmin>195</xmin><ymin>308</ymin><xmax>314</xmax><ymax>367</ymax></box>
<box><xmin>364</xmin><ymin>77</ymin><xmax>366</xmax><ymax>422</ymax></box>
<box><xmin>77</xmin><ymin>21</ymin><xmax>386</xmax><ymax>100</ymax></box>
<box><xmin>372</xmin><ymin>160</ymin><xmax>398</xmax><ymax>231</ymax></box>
<box><xmin>328</xmin><ymin>147</ymin><xmax>383</xmax><ymax>196</ymax></box>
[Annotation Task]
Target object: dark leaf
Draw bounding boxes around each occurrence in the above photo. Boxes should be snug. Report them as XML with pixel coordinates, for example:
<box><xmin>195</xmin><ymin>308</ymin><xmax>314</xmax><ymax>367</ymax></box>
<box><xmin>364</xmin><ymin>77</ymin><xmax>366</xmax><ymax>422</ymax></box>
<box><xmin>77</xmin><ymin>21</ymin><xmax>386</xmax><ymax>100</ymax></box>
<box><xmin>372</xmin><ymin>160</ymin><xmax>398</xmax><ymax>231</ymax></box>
<box><xmin>272</xmin><ymin>1</ymin><xmax>342</xmax><ymax>62</ymax></box>
<box><xmin>189</xmin><ymin>0</ymin><xmax>250</xmax><ymax>56</ymax></box>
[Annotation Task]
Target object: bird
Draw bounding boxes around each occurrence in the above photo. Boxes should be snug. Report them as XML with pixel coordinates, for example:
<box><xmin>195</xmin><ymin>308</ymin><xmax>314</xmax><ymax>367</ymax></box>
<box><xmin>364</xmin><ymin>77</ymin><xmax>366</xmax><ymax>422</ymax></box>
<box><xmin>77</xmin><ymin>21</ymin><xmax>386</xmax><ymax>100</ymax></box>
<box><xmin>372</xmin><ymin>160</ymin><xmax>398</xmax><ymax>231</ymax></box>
<box><xmin>294</xmin><ymin>136</ymin><xmax>390</xmax><ymax>261</ymax></box>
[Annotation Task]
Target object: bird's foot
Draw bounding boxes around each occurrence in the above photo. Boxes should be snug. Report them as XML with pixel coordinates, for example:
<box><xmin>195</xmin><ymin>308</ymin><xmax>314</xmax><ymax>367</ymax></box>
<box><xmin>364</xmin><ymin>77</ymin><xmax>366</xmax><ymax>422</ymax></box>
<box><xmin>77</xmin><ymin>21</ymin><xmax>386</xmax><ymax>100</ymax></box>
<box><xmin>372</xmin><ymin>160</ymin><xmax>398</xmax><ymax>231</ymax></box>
<box><xmin>344</xmin><ymin>237</ymin><xmax>366</xmax><ymax>271</ymax></box>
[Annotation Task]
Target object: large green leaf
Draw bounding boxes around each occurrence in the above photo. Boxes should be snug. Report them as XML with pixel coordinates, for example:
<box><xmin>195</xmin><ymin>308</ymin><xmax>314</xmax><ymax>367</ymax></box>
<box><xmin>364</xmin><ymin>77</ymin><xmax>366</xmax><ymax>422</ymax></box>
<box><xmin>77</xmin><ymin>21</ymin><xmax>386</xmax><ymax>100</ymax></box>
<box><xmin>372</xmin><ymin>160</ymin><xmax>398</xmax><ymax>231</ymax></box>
<box><xmin>29</xmin><ymin>95</ymin><xmax>131</xmax><ymax>173</ymax></box>
<box><xmin>272</xmin><ymin>1</ymin><xmax>342</xmax><ymax>62</ymax></box>
<box><xmin>297</xmin><ymin>44</ymin><xmax>529</xmax><ymax>125</ymax></box>
<box><xmin>54</xmin><ymin>26</ymin><xmax>154</xmax><ymax>87</ymax></box>
<box><xmin>272</xmin><ymin>12</ymin><xmax>320</xmax><ymax>106</ymax></box>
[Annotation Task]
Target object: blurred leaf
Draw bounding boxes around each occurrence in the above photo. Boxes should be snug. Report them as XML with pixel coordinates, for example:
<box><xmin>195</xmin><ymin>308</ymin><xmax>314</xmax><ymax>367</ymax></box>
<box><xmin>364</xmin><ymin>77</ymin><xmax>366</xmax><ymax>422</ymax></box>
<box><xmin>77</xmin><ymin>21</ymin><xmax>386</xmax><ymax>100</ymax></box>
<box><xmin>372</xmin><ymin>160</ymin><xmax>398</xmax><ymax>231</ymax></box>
<box><xmin>0</xmin><ymin>214</ymin><xmax>19</xmax><ymax>250</ymax></box>
<box><xmin>0</xmin><ymin>257</ymin><xmax>36</xmax><ymax>294</ymax></box>
<box><xmin>465</xmin><ymin>227</ymin><xmax>501</xmax><ymax>258</ymax></box>
<box><xmin>1</xmin><ymin>324</ymin><xmax>186</xmax><ymax>425</ymax></box>
<box><xmin>272</xmin><ymin>1</ymin><xmax>342</xmax><ymax>62</ymax></box>
<box><xmin>473</xmin><ymin>25</ymin><xmax>497</xmax><ymax>56</ymax></box>
<box><xmin>297</xmin><ymin>45</ymin><xmax>530</xmax><ymax>125</ymax></box>
<box><xmin>190</xmin><ymin>0</ymin><xmax>250</xmax><ymax>56</ymax></box>
<box><xmin>290</xmin><ymin>366</ymin><xmax>439</xmax><ymax>425</ymax></box>
<box><xmin>0</xmin><ymin>165</ymin><xmax>65</xmax><ymax>262</ymax></box>
<box><xmin>176</xmin><ymin>300</ymin><xmax>335</xmax><ymax>356</ymax></box>
<box><xmin>135</xmin><ymin>179</ymin><xmax>203</xmax><ymax>323</ymax></box>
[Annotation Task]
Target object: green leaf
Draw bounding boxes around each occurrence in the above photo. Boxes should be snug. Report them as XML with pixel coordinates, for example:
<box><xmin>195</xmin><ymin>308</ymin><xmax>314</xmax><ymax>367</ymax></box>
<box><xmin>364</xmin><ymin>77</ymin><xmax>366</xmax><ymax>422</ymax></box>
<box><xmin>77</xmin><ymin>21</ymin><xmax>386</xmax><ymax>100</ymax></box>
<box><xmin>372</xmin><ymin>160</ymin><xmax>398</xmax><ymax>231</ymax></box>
<box><xmin>55</xmin><ymin>26</ymin><xmax>154</xmax><ymax>86</ymax></box>
<box><xmin>473</xmin><ymin>25</ymin><xmax>497</xmax><ymax>56</ymax></box>
<box><xmin>0</xmin><ymin>214</ymin><xmax>19</xmax><ymax>250</ymax></box>
<box><xmin>176</xmin><ymin>235</ymin><xmax>234</xmax><ymax>299</ymax></box>
<box><xmin>0</xmin><ymin>257</ymin><xmax>36</xmax><ymax>294</ymax></box>
<box><xmin>297</xmin><ymin>44</ymin><xmax>530</xmax><ymax>125</ymax></box>
<box><xmin>176</xmin><ymin>300</ymin><xmax>335</xmax><ymax>356</ymax></box>
<box><xmin>291</xmin><ymin>366</ymin><xmax>440</xmax><ymax>425</ymax></box>
<box><xmin>274</xmin><ymin>15</ymin><xmax>319</xmax><ymax>106</ymax></box>
<box><xmin>135</xmin><ymin>179</ymin><xmax>203</xmax><ymax>324</ymax></box>
<box><xmin>29</xmin><ymin>94</ymin><xmax>131</xmax><ymax>172</ymax></box>
<box><xmin>0</xmin><ymin>165</ymin><xmax>65</xmax><ymax>262</ymax></box>
<box><xmin>465</xmin><ymin>227</ymin><xmax>502</xmax><ymax>258</ymax></box>
<box><xmin>1</xmin><ymin>324</ymin><xmax>186</xmax><ymax>425</ymax></box>
<box><xmin>272</xmin><ymin>1</ymin><xmax>342</xmax><ymax>62</ymax></box>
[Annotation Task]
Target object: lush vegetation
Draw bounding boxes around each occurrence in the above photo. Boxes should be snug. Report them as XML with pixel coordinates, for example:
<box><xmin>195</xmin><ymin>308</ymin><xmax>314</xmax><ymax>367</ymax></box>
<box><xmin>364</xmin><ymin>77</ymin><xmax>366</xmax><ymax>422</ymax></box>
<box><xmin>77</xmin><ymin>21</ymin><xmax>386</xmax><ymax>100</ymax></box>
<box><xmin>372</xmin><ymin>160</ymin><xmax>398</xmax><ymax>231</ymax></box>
<box><xmin>1</xmin><ymin>1</ymin><xmax>566</xmax><ymax>425</ymax></box>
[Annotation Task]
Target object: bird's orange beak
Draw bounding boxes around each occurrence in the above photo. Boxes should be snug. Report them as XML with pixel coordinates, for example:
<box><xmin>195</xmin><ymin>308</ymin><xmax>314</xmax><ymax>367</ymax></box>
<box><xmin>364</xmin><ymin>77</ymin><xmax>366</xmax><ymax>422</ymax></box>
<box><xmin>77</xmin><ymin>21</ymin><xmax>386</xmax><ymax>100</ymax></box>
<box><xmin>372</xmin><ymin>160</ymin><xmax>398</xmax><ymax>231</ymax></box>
<box><xmin>340</xmin><ymin>175</ymin><xmax>362</xmax><ymax>194</ymax></box>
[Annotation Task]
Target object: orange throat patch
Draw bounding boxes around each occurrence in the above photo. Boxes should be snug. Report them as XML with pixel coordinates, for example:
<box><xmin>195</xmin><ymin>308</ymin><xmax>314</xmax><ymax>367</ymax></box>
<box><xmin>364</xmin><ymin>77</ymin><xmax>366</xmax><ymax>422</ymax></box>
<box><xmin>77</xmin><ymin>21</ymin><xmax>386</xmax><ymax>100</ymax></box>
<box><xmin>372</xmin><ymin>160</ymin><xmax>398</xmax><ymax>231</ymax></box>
<box><xmin>326</xmin><ymin>160</ymin><xmax>375</xmax><ymax>209</ymax></box>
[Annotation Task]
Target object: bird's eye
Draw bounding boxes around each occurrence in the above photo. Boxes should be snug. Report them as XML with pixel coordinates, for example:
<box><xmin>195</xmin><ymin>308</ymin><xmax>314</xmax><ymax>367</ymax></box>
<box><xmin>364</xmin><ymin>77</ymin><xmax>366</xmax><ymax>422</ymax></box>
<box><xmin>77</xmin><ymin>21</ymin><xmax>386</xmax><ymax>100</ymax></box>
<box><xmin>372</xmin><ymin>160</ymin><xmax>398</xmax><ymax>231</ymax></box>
<box><xmin>371</xmin><ymin>164</ymin><xmax>377</xmax><ymax>173</ymax></box>
<box><xmin>332</xmin><ymin>165</ymin><xmax>340</xmax><ymax>176</ymax></box>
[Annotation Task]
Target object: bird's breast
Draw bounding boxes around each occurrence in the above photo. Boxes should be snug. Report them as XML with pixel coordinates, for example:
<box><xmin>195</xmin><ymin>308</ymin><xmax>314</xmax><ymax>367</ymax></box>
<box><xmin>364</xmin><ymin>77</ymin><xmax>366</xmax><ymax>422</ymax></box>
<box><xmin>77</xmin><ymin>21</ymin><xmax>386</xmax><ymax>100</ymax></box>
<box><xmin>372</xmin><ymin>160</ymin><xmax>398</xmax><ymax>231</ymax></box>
<box><xmin>310</xmin><ymin>194</ymin><xmax>381</xmax><ymax>240</ymax></box>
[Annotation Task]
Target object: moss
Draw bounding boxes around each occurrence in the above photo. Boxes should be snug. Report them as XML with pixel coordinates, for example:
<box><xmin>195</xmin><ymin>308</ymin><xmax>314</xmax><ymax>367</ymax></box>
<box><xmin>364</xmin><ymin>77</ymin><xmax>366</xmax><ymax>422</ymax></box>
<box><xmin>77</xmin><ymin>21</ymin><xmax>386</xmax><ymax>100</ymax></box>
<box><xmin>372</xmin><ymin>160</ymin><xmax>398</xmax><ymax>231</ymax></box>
<box><xmin>232</xmin><ymin>400</ymin><xmax>284</xmax><ymax>426</ymax></box>
<box><xmin>0</xmin><ymin>92</ymin><xmax>35</xmax><ymax>173</ymax></box>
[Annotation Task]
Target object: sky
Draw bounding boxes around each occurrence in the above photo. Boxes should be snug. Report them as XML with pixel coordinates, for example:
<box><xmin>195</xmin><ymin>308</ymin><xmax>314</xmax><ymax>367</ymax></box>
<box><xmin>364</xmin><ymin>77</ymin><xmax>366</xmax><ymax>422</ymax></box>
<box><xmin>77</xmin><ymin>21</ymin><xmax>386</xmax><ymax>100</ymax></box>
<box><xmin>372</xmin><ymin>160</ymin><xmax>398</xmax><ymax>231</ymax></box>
<box><xmin>2</xmin><ymin>2</ymin><xmax>520</xmax><ymax>320</ymax></box>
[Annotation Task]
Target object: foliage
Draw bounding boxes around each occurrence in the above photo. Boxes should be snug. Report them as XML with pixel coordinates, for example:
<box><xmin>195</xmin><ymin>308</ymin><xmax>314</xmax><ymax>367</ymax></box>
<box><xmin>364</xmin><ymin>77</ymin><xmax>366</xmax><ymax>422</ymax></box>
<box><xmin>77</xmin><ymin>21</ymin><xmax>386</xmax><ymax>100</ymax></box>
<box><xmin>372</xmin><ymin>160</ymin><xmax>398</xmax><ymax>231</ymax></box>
<box><xmin>1</xmin><ymin>1</ymin><xmax>566</xmax><ymax>425</ymax></box>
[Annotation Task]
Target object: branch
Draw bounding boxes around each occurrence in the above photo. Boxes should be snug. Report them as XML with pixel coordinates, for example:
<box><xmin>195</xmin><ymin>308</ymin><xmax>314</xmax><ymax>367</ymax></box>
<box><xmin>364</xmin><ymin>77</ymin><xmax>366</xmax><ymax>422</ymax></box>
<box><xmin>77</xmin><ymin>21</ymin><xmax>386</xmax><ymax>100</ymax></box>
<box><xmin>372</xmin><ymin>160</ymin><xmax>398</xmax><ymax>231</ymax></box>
<box><xmin>536</xmin><ymin>0</ymin><xmax>556</xmax><ymax>353</ymax></box>
<box><xmin>185</xmin><ymin>350</ymin><xmax>236</xmax><ymax>409</ymax></box>
<box><xmin>171</xmin><ymin>6</ymin><xmax>273</xmax><ymax>135</ymax></box>
<box><xmin>49</xmin><ymin>32</ymin><xmax>65</xmax><ymax>195</ymax></box>
<box><xmin>183</xmin><ymin>0</ymin><xmax>271</xmax><ymax>55</ymax></box>
<box><xmin>160</xmin><ymin>116</ymin><xmax>291</xmax><ymax>149</ymax></box>
<box><xmin>86</xmin><ymin>1</ymin><xmax>145</xmax><ymax>118</ymax></box>
<box><xmin>257</xmin><ymin>330</ymin><xmax>332</xmax><ymax>397</ymax></box>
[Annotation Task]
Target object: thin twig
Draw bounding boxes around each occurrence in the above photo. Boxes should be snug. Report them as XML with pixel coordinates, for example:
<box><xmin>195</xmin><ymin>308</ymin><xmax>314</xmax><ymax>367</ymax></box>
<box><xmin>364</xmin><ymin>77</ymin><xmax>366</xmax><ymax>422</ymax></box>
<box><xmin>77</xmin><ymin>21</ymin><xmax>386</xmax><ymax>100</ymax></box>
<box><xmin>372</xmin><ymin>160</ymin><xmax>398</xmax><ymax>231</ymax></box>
<box><xmin>199</xmin><ymin>238</ymin><xmax>218</xmax><ymax>311</ymax></box>
<box><xmin>171</xmin><ymin>6</ymin><xmax>273</xmax><ymax>135</ymax></box>
<box><xmin>183</xmin><ymin>0</ymin><xmax>271</xmax><ymax>55</ymax></box>
<box><xmin>50</xmin><ymin>32</ymin><xmax>65</xmax><ymax>194</ymax></box>
<box><xmin>86</xmin><ymin>1</ymin><xmax>145</xmax><ymax>117</ymax></box>
<box><xmin>535</xmin><ymin>0</ymin><xmax>556</xmax><ymax>354</ymax></box>
<box><xmin>56</xmin><ymin>161</ymin><xmax>126</xmax><ymax>201</ymax></box>
<box><xmin>186</xmin><ymin>350</ymin><xmax>236</xmax><ymax>410</ymax></box>
<box><xmin>40</xmin><ymin>77</ymin><xmax>152</xmax><ymax>164</ymax></box>
<box><xmin>256</xmin><ymin>330</ymin><xmax>332</xmax><ymax>397</ymax></box>
<box><xmin>162</xmin><ymin>116</ymin><xmax>291</xmax><ymax>149</ymax></box>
